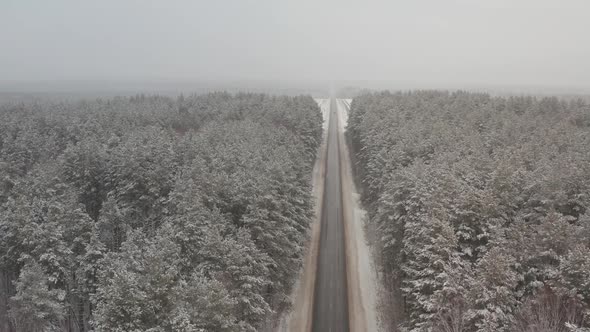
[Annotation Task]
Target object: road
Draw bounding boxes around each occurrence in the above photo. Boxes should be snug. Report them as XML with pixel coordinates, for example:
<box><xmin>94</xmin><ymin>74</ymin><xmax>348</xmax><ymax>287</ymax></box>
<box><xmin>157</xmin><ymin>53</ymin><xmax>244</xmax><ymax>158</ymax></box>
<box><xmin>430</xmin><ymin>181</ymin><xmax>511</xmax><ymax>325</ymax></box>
<box><xmin>311</xmin><ymin>97</ymin><xmax>349</xmax><ymax>332</ymax></box>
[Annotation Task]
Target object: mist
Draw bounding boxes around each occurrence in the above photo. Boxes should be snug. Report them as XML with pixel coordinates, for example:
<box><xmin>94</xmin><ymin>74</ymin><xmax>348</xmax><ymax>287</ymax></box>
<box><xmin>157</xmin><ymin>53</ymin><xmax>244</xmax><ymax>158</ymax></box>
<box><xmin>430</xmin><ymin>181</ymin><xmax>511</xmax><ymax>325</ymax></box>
<box><xmin>2</xmin><ymin>0</ymin><xmax>590</xmax><ymax>91</ymax></box>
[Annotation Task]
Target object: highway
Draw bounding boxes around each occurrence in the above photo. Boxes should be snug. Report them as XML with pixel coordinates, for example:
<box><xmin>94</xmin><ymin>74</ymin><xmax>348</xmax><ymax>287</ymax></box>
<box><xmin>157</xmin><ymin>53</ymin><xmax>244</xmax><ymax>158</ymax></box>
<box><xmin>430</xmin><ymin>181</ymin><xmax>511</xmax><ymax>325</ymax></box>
<box><xmin>311</xmin><ymin>97</ymin><xmax>349</xmax><ymax>332</ymax></box>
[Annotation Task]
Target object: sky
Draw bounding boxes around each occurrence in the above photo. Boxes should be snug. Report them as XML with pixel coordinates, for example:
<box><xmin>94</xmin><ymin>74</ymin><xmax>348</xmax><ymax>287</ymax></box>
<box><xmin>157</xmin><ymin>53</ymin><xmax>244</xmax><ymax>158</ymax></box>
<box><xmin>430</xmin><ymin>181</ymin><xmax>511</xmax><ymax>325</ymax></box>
<box><xmin>1</xmin><ymin>0</ymin><xmax>590</xmax><ymax>90</ymax></box>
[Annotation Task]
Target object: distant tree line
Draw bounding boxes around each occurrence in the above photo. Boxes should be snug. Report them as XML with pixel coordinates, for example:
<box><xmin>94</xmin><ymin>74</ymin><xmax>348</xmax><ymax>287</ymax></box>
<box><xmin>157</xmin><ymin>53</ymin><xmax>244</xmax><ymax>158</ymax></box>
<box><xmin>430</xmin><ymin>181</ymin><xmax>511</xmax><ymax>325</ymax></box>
<box><xmin>0</xmin><ymin>92</ymin><xmax>322</xmax><ymax>331</ymax></box>
<box><xmin>348</xmin><ymin>91</ymin><xmax>590</xmax><ymax>332</ymax></box>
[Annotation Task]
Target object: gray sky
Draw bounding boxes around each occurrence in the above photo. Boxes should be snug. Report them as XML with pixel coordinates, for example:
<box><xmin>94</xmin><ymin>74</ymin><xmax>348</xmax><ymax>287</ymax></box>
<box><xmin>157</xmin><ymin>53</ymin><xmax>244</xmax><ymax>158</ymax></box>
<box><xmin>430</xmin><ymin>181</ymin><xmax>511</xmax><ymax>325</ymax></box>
<box><xmin>1</xmin><ymin>0</ymin><xmax>590</xmax><ymax>90</ymax></box>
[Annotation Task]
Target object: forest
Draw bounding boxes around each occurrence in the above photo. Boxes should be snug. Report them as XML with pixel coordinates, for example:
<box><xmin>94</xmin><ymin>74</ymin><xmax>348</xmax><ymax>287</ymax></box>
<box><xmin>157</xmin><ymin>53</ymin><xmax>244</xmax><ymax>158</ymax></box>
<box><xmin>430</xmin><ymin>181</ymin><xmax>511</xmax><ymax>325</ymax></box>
<box><xmin>0</xmin><ymin>93</ymin><xmax>322</xmax><ymax>331</ymax></box>
<box><xmin>348</xmin><ymin>91</ymin><xmax>590</xmax><ymax>332</ymax></box>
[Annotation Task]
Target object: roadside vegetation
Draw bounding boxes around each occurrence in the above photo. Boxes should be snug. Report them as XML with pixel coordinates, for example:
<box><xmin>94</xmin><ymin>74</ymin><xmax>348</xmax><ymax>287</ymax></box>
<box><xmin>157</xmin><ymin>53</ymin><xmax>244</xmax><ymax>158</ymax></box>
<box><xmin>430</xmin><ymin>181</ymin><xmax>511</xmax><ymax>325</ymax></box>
<box><xmin>0</xmin><ymin>93</ymin><xmax>322</xmax><ymax>331</ymax></box>
<box><xmin>348</xmin><ymin>90</ymin><xmax>590</xmax><ymax>332</ymax></box>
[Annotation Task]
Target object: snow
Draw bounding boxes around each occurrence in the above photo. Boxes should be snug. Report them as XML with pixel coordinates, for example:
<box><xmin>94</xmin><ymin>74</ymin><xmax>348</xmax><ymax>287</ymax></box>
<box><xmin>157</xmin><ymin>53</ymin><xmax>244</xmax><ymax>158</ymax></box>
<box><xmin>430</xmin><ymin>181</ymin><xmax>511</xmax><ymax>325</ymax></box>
<box><xmin>274</xmin><ymin>98</ymin><xmax>330</xmax><ymax>332</ymax></box>
<box><xmin>338</xmin><ymin>99</ymin><xmax>349</xmax><ymax>130</ymax></box>
<box><xmin>336</xmin><ymin>99</ymin><xmax>383</xmax><ymax>332</ymax></box>
<box><xmin>314</xmin><ymin>98</ymin><xmax>331</xmax><ymax>131</ymax></box>
<box><xmin>276</xmin><ymin>98</ymin><xmax>383</xmax><ymax>332</ymax></box>
<box><xmin>340</xmin><ymin>98</ymin><xmax>353</xmax><ymax>118</ymax></box>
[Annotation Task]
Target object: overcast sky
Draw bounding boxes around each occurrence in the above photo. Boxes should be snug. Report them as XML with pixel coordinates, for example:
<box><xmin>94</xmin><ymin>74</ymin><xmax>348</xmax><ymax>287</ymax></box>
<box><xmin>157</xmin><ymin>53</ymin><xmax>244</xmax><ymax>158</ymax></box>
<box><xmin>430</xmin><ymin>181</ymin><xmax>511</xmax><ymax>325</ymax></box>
<box><xmin>1</xmin><ymin>0</ymin><xmax>589</xmax><ymax>90</ymax></box>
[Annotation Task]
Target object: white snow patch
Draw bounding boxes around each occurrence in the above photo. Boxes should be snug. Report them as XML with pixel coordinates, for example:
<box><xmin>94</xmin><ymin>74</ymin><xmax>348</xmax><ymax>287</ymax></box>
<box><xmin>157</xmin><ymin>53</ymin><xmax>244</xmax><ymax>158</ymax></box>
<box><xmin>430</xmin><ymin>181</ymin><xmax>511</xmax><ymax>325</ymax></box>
<box><xmin>314</xmin><ymin>98</ymin><xmax>331</xmax><ymax>131</ymax></box>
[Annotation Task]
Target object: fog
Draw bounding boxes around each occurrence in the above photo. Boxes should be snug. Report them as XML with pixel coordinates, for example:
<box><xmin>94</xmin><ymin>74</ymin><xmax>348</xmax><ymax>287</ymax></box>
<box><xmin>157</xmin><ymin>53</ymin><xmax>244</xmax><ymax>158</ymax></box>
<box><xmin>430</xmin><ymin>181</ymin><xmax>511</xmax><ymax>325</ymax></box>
<box><xmin>2</xmin><ymin>0</ymin><xmax>590</xmax><ymax>92</ymax></box>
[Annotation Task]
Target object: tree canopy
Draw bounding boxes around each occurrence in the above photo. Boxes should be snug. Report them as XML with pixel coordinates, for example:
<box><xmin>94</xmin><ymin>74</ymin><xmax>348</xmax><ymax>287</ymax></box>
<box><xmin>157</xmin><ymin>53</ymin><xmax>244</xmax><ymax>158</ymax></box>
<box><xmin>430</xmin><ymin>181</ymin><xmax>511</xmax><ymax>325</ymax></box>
<box><xmin>348</xmin><ymin>91</ymin><xmax>590</xmax><ymax>331</ymax></box>
<box><xmin>0</xmin><ymin>92</ymin><xmax>322</xmax><ymax>331</ymax></box>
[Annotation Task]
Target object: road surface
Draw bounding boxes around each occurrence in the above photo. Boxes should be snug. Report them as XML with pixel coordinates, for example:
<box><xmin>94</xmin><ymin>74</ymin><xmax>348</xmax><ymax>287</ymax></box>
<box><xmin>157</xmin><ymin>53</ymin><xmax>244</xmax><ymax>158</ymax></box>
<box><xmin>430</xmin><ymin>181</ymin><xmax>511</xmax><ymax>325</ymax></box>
<box><xmin>312</xmin><ymin>98</ymin><xmax>349</xmax><ymax>332</ymax></box>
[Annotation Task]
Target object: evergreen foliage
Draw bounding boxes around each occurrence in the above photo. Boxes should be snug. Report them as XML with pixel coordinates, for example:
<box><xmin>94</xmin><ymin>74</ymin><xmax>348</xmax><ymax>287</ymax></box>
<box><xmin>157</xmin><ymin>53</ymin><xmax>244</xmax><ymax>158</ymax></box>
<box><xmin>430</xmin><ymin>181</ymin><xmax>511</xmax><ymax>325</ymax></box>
<box><xmin>348</xmin><ymin>91</ymin><xmax>590</xmax><ymax>331</ymax></box>
<box><xmin>0</xmin><ymin>93</ymin><xmax>322</xmax><ymax>331</ymax></box>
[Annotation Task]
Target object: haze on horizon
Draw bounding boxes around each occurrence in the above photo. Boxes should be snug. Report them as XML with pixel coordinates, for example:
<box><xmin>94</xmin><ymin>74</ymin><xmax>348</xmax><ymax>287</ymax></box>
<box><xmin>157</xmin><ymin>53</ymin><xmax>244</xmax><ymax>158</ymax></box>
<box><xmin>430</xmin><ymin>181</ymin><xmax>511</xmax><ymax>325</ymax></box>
<box><xmin>1</xmin><ymin>0</ymin><xmax>590</xmax><ymax>91</ymax></box>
